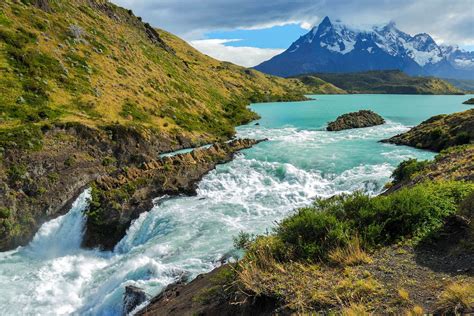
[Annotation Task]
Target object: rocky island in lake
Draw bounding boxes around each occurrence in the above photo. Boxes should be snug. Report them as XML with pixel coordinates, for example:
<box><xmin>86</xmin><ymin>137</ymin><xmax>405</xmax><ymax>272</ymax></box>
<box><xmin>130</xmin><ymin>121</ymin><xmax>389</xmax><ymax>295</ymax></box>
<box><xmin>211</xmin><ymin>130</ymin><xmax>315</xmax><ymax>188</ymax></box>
<box><xmin>327</xmin><ymin>110</ymin><xmax>385</xmax><ymax>131</ymax></box>
<box><xmin>464</xmin><ymin>98</ymin><xmax>474</xmax><ymax>104</ymax></box>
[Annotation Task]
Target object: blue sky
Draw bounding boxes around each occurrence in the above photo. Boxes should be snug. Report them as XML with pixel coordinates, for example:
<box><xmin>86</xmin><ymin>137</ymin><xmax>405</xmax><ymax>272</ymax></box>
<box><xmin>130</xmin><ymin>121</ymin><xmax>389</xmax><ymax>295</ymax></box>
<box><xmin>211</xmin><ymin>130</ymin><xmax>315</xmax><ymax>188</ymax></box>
<box><xmin>113</xmin><ymin>0</ymin><xmax>474</xmax><ymax>67</ymax></box>
<box><xmin>206</xmin><ymin>24</ymin><xmax>309</xmax><ymax>49</ymax></box>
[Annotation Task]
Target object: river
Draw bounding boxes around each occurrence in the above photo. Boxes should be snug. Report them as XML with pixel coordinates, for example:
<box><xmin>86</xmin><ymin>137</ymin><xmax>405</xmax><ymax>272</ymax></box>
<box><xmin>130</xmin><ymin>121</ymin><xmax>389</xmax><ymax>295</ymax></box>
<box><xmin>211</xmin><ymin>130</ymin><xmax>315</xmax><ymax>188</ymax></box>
<box><xmin>0</xmin><ymin>94</ymin><xmax>471</xmax><ymax>315</ymax></box>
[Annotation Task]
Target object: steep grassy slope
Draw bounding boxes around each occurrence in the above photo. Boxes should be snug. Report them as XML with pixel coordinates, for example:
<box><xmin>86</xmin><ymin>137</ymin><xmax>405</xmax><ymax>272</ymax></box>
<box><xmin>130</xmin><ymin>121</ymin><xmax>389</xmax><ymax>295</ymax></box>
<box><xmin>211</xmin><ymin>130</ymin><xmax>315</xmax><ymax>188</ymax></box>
<box><xmin>387</xmin><ymin>145</ymin><xmax>474</xmax><ymax>193</ymax></box>
<box><xmin>301</xmin><ymin>70</ymin><xmax>462</xmax><ymax>94</ymax></box>
<box><xmin>0</xmin><ymin>0</ymin><xmax>321</xmax><ymax>146</ymax></box>
<box><xmin>383</xmin><ymin>109</ymin><xmax>474</xmax><ymax>192</ymax></box>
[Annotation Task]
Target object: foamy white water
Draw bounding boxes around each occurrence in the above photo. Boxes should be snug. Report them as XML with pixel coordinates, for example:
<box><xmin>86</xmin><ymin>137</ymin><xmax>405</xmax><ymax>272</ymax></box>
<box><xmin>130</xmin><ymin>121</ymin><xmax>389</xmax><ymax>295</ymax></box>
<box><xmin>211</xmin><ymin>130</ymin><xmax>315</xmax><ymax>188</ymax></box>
<box><xmin>3</xmin><ymin>94</ymin><xmax>467</xmax><ymax>315</ymax></box>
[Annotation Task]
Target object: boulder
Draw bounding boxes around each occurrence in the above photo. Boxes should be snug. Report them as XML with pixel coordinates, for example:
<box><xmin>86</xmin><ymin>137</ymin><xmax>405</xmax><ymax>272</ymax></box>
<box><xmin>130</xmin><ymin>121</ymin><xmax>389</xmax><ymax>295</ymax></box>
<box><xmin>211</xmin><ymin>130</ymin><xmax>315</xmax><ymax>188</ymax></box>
<box><xmin>123</xmin><ymin>285</ymin><xmax>147</xmax><ymax>315</ymax></box>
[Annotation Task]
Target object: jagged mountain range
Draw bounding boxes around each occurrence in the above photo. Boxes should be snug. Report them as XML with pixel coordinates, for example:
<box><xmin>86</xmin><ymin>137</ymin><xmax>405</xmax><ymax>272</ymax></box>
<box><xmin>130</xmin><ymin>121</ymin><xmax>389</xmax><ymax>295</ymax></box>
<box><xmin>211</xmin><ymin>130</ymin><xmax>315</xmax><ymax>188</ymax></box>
<box><xmin>254</xmin><ymin>17</ymin><xmax>474</xmax><ymax>80</ymax></box>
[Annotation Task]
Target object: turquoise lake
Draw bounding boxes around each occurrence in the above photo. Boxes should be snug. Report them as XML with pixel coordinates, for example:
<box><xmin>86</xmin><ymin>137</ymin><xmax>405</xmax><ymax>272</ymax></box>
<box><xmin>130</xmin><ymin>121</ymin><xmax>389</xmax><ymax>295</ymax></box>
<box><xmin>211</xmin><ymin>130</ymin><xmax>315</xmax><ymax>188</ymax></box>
<box><xmin>0</xmin><ymin>94</ymin><xmax>472</xmax><ymax>315</ymax></box>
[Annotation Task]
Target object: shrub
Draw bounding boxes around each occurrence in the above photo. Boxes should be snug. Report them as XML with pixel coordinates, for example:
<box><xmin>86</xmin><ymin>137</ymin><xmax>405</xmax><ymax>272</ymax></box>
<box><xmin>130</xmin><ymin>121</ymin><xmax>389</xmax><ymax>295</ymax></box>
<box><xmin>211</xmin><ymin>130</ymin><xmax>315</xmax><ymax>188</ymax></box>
<box><xmin>119</xmin><ymin>101</ymin><xmax>150</xmax><ymax>122</ymax></box>
<box><xmin>276</xmin><ymin>204</ymin><xmax>352</xmax><ymax>259</ymax></box>
<box><xmin>459</xmin><ymin>191</ymin><xmax>474</xmax><ymax>220</ymax></box>
<box><xmin>64</xmin><ymin>156</ymin><xmax>75</xmax><ymax>167</ymax></box>
<box><xmin>391</xmin><ymin>159</ymin><xmax>430</xmax><ymax>184</ymax></box>
<box><xmin>455</xmin><ymin>131</ymin><xmax>471</xmax><ymax>145</ymax></box>
<box><xmin>233</xmin><ymin>231</ymin><xmax>255</xmax><ymax>250</ymax></box>
<box><xmin>102</xmin><ymin>156</ymin><xmax>117</xmax><ymax>166</ymax></box>
<box><xmin>272</xmin><ymin>181</ymin><xmax>474</xmax><ymax>261</ymax></box>
<box><xmin>430</xmin><ymin>127</ymin><xmax>445</xmax><ymax>140</ymax></box>
<box><xmin>7</xmin><ymin>164</ymin><xmax>27</xmax><ymax>183</ymax></box>
<box><xmin>245</xmin><ymin>235</ymin><xmax>289</xmax><ymax>262</ymax></box>
<box><xmin>0</xmin><ymin>208</ymin><xmax>11</xmax><ymax>219</ymax></box>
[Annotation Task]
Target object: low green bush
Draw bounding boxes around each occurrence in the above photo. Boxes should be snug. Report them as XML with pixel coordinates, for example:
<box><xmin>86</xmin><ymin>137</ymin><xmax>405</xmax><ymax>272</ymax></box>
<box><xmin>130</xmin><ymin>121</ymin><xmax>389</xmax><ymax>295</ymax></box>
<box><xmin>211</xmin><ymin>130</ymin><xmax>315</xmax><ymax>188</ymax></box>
<box><xmin>276</xmin><ymin>205</ymin><xmax>352</xmax><ymax>259</ymax></box>
<box><xmin>0</xmin><ymin>208</ymin><xmax>11</xmax><ymax>219</ymax></box>
<box><xmin>119</xmin><ymin>101</ymin><xmax>150</xmax><ymax>122</ymax></box>
<box><xmin>391</xmin><ymin>159</ymin><xmax>430</xmax><ymax>184</ymax></box>
<box><xmin>455</xmin><ymin>132</ymin><xmax>471</xmax><ymax>146</ymax></box>
<box><xmin>7</xmin><ymin>164</ymin><xmax>27</xmax><ymax>183</ymax></box>
<box><xmin>272</xmin><ymin>181</ymin><xmax>473</xmax><ymax>260</ymax></box>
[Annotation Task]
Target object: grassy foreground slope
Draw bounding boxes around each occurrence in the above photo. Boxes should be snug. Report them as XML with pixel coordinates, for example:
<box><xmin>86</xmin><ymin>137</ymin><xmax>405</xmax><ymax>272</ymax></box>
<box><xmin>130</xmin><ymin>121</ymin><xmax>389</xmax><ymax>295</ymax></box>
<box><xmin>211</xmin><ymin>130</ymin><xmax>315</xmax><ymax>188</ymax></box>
<box><xmin>300</xmin><ymin>70</ymin><xmax>462</xmax><ymax>95</ymax></box>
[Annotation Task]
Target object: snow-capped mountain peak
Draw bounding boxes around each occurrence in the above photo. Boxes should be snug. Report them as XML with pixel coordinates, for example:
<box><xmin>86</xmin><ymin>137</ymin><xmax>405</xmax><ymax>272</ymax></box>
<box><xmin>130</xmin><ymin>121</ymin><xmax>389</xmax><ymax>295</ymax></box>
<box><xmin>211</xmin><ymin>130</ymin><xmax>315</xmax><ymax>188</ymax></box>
<box><xmin>255</xmin><ymin>17</ymin><xmax>474</xmax><ymax>79</ymax></box>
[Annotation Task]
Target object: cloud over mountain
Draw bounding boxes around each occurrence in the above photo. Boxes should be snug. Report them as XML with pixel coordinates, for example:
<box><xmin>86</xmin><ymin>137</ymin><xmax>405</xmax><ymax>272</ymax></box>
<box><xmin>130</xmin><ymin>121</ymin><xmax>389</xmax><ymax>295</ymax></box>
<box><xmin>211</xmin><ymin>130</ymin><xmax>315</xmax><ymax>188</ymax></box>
<box><xmin>189</xmin><ymin>39</ymin><xmax>284</xmax><ymax>67</ymax></box>
<box><xmin>112</xmin><ymin>0</ymin><xmax>474</xmax><ymax>47</ymax></box>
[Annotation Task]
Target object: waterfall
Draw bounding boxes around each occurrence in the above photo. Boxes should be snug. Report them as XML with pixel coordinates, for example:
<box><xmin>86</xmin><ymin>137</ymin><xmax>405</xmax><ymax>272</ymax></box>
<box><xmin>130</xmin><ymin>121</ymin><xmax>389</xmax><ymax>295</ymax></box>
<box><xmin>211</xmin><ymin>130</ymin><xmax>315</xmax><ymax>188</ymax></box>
<box><xmin>25</xmin><ymin>188</ymin><xmax>92</xmax><ymax>258</ymax></box>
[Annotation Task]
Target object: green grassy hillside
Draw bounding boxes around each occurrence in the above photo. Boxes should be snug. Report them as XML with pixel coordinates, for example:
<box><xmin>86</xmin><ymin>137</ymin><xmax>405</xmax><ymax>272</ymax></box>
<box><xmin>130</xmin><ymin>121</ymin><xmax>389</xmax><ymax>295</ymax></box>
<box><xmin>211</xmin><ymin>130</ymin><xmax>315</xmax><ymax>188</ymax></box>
<box><xmin>299</xmin><ymin>70</ymin><xmax>462</xmax><ymax>95</ymax></box>
<box><xmin>0</xmin><ymin>0</ymin><xmax>332</xmax><ymax>148</ymax></box>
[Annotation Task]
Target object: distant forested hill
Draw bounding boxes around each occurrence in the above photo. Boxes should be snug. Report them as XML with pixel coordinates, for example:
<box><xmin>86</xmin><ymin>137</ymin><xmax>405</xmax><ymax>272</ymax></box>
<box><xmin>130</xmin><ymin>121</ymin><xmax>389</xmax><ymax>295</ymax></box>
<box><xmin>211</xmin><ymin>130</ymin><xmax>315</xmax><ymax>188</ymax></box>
<box><xmin>296</xmin><ymin>70</ymin><xmax>462</xmax><ymax>94</ymax></box>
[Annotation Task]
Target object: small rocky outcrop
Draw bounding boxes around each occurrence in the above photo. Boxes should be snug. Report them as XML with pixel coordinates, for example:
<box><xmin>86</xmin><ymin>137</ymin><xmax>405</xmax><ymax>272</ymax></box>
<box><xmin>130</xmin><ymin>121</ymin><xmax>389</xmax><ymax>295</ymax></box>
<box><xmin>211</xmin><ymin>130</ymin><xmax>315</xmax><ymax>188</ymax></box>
<box><xmin>326</xmin><ymin>110</ymin><xmax>385</xmax><ymax>131</ymax></box>
<box><xmin>123</xmin><ymin>285</ymin><xmax>147</xmax><ymax>315</ymax></box>
<box><xmin>136</xmin><ymin>265</ymin><xmax>280</xmax><ymax>316</ymax></box>
<box><xmin>463</xmin><ymin>98</ymin><xmax>474</xmax><ymax>105</ymax></box>
<box><xmin>82</xmin><ymin>138</ymin><xmax>265</xmax><ymax>250</ymax></box>
<box><xmin>382</xmin><ymin>109</ymin><xmax>473</xmax><ymax>151</ymax></box>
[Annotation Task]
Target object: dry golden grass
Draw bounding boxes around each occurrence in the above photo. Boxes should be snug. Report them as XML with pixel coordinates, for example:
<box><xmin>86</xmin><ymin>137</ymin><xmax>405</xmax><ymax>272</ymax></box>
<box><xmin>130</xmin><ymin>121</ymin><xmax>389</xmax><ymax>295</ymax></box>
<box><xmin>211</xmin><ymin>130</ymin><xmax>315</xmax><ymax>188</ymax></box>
<box><xmin>341</xmin><ymin>303</ymin><xmax>371</xmax><ymax>316</ymax></box>
<box><xmin>435</xmin><ymin>281</ymin><xmax>474</xmax><ymax>314</ymax></box>
<box><xmin>398</xmin><ymin>288</ymin><xmax>410</xmax><ymax>301</ymax></box>
<box><xmin>335</xmin><ymin>268</ymin><xmax>384</xmax><ymax>303</ymax></box>
<box><xmin>328</xmin><ymin>236</ymin><xmax>373</xmax><ymax>266</ymax></box>
<box><xmin>236</xmin><ymin>237</ymin><xmax>383</xmax><ymax>314</ymax></box>
<box><xmin>411</xmin><ymin>305</ymin><xmax>424</xmax><ymax>315</ymax></box>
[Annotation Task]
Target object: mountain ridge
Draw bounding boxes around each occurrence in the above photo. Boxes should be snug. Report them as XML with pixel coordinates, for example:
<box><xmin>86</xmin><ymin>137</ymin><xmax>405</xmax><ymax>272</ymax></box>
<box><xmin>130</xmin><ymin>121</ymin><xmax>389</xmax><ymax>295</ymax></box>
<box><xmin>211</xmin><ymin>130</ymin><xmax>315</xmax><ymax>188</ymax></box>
<box><xmin>254</xmin><ymin>16</ymin><xmax>474</xmax><ymax>80</ymax></box>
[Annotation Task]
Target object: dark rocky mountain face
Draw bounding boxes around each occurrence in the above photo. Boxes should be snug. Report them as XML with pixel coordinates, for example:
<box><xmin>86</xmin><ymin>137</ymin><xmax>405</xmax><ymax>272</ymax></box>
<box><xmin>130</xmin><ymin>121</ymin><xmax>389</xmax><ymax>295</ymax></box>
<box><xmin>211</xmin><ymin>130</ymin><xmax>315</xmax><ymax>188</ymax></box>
<box><xmin>254</xmin><ymin>17</ymin><xmax>474</xmax><ymax>80</ymax></box>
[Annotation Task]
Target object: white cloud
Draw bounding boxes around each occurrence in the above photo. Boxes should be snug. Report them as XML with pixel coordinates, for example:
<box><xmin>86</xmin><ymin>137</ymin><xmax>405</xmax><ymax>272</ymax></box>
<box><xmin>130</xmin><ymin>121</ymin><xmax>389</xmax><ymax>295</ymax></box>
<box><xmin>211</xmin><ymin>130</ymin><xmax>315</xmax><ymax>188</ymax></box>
<box><xmin>300</xmin><ymin>22</ymin><xmax>313</xmax><ymax>30</ymax></box>
<box><xmin>189</xmin><ymin>39</ymin><xmax>284</xmax><ymax>67</ymax></box>
<box><xmin>112</xmin><ymin>0</ymin><xmax>473</xmax><ymax>48</ymax></box>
